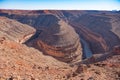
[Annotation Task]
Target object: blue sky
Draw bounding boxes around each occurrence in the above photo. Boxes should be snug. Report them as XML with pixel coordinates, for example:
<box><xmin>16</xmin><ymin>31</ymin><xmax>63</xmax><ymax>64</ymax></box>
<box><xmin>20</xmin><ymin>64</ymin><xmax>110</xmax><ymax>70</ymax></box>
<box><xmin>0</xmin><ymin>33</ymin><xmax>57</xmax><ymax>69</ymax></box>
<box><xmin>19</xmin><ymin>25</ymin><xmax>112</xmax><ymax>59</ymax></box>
<box><xmin>0</xmin><ymin>0</ymin><xmax>120</xmax><ymax>10</ymax></box>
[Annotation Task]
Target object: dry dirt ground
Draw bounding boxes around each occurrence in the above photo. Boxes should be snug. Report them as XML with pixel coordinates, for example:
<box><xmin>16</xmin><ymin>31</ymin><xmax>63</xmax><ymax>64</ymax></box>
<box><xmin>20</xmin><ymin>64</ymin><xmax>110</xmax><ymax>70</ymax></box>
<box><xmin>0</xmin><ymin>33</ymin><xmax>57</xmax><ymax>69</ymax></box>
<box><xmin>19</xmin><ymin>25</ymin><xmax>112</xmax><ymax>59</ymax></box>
<box><xmin>0</xmin><ymin>38</ymin><xmax>120</xmax><ymax>80</ymax></box>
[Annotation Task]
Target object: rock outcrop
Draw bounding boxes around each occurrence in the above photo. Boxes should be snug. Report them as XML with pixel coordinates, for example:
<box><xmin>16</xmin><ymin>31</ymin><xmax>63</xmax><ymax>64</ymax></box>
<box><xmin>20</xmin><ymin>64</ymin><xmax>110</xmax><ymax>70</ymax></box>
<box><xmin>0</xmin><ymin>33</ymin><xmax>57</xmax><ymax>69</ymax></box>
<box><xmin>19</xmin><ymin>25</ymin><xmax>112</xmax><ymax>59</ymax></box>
<box><xmin>0</xmin><ymin>38</ymin><xmax>74</xmax><ymax>80</ymax></box>
<box><xmin>70</xmin><ymin>13</ymin><xmax>120</xmax><ymax>53</ymax></box>
<box><xmin>110</xmin><ymin>15</ymin><xmax>120</xmax><ymax>39</ymax></box>
<box><xmin>1</xmin><ymin>10</ymin><xmax>120</xmax><ymax>55</ymax></box>
<box><xmin>0</xmin><ymin>10</ymin><xmax>120</xmax><ymax>80</ymax></box>
<box><xmin>0</xmin><ymin>10</ymin><xmax>120</xmax><ymax>57</ymax></box>
<box><xmin>0</xmin><ymin>11</ymin><xmax>83</xmax><ymax>63</ymax></box>
<box><xmin>32</xmin><ymin>15</ymin><xmax>82</xmax><ymax>63</ymax></box>
<box><xmin>69</xmin><ymin>22</ymin><xmax>108</xmax><ymax>54</ymax></box>
<box><xmin>0</xmin><ymin>16</ymin><xmax>36</xmax><ymax>43</ymax></box>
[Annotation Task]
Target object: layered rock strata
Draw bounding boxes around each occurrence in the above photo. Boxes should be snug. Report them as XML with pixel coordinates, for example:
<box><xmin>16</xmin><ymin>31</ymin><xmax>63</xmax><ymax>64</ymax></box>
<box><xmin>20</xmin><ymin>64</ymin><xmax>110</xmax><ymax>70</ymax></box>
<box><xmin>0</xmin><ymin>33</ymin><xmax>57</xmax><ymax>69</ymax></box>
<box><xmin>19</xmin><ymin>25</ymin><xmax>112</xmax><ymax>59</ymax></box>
<box><xmin>0</xmin><ymin>17</ymin><xmax>36</xmax><ymax>43</ymax></box>
<box><xmin>34</xmin><ymin>19</ymin><xmax>82</xmax><ymax>63</ymax></box>
<box><xmin>0</xmin><ymin>10</ymin><xmax>120</xmax><ymax>54</ymax></box>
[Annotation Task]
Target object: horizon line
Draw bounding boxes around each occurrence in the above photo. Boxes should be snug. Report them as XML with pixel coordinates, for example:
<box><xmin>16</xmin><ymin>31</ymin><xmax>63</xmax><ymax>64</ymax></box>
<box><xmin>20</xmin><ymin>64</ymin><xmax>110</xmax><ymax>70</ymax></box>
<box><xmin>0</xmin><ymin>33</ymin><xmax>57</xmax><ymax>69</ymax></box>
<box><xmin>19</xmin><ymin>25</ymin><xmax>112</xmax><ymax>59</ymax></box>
<box><xmin>0</xmin><ymin>8</ymin><xmax>120</xmax><ymax>11</ymax></box>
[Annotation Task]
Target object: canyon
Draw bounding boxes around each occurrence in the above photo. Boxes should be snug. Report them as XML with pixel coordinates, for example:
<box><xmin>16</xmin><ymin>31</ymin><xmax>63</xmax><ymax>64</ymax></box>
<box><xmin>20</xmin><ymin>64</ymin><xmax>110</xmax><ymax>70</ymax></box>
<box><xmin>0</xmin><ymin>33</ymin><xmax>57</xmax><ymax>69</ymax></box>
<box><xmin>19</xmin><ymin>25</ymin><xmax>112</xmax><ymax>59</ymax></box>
<box><xmin>0</xmin><ymin>10</ymin><xmax>120</xmax><ymax>80</ymax></box>
<box><xmin>1</xmin><ymin>10</ymin><xmax>120</xmax><ymax>54</ymax></box>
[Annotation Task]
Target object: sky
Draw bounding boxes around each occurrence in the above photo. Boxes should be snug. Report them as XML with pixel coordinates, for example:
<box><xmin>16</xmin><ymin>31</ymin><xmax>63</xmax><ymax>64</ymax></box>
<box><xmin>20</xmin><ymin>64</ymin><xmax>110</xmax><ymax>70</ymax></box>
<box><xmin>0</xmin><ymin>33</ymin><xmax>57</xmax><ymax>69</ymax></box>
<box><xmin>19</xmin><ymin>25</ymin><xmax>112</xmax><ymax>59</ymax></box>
<box><xmin>0</xmin><ymin>0</ymin><xmax>120</xmax><ymax>10</ymax></box>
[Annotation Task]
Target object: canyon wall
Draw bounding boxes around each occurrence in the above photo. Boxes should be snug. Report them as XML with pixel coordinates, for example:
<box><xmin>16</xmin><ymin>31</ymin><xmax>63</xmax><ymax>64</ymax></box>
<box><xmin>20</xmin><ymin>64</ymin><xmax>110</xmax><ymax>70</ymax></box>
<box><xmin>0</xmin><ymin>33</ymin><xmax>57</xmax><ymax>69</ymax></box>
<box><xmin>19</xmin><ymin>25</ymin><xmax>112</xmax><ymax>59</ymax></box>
<box><xmin>0</xmin><ymin>10</ymin><xmax>120</xmax><ymax>55</ymax></box>
<box><xmin>0</xmin><ymin>16</ymin><xmax>36</xmax><ymax>43</ymax></box>
<box><xmin>27</xmin><ymin>15</ymin><xmax>83</xmax><ymax>63</ymax></box>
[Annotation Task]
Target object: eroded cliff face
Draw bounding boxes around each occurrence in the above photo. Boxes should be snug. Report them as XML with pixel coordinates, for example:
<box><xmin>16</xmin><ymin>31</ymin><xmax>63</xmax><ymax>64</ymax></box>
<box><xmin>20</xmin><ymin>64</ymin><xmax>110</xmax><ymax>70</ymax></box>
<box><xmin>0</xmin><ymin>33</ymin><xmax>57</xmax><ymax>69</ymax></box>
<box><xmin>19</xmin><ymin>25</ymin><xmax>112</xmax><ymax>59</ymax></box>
<box><xmin>28</xmin><ymin>15</ymin><xmax>83</xmax><ymax>63</ymax></box>
<box><xmin>0</xmin><ymin>10</ymin><xmax>120</xmax><ymax>54</ymax></box>
<box><xmin>70</xmin><ymin>13</ymin><xmax>120</xmax><ymax>52</ymax></box>
<box><xmin>0</xmin><ymin>16</ymin><xmax>36</xmax><ymax>43</ymax></box>
<box><xmin>69</xmin><ymin>22</ymin><xmax>108</xmax><ymax>54</ymax></box>
<box><xmin>39</xmin><ymin>10</ymin><xmax>120</xmax><ymax>54</ymax></box>
<box><xmin>0</xmin><ymin>12</ymin><xmax>83</xmax><ymax>63</ymax></box>
<box><xmin>0</xmin><ymin>10</ymin><xmax>120</xmax><ymax>80</ymax></box>
<box><xmin>110</xmin><ymin>14</ymin><xmax>120</xmax><ymax>39</ymax></box>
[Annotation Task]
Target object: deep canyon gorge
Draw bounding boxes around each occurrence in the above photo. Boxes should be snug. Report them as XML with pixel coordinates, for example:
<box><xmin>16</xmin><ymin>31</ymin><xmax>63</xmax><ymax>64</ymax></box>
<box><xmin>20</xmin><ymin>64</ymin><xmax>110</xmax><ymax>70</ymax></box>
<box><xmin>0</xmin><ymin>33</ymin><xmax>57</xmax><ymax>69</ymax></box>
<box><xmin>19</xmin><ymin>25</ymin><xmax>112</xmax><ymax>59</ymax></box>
<box><xmin>0</xmin><ymin>10</ymin><xmax>120</xmax><ymax>80</ymax></box>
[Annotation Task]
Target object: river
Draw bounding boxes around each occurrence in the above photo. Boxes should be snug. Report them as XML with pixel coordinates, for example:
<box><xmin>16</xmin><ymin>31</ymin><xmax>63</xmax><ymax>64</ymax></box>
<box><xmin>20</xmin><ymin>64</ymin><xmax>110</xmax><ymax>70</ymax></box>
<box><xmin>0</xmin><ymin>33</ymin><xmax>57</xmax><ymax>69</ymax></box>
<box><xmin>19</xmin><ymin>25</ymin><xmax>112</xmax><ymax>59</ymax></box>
<box><xmin>81</xmin><ymin>38</ymin><xmax>93</xmax><ymax>58</ymax></box>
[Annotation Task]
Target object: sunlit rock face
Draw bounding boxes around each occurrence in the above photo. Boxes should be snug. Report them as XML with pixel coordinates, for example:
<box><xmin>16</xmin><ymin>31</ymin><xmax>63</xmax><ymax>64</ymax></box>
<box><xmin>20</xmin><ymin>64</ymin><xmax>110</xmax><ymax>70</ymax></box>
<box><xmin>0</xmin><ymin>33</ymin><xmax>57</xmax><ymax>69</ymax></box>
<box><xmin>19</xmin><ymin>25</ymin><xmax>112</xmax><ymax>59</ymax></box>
<box><xmin>33</xmin><ymin>15</ymin><xmax>83</xmax><ymax>63</ymax></box>
<box><xmin>0</xmin><ymin>16</ymin><xmax>36</xmax><ymax>43</ymax></box>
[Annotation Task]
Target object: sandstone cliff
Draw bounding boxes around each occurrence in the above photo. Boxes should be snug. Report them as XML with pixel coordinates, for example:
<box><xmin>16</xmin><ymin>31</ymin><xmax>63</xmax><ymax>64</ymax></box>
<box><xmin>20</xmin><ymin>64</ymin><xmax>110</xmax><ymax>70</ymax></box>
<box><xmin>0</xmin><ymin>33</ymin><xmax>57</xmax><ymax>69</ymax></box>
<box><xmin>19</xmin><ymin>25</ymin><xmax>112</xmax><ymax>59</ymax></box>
<box><xmin>1</xmin><ymin>10</ymin><xmax>120</xmax><ymax>55</ymax></box>
<box><xmin>0</xmin><ymin>16</ymin><xmax>36</xmax><ymax>43</ymax></box>
<box><xmin>27</xmin><ymin>15</ymin><xmax>83</xmax><ymax>63</ymax></box>
<box><xmin>0</xmin><ymin>10</ymin><xmax>120</xmax><ymax>80</ymax></box>
<box><xmin>110</xmin><ymin>14</ymin><xmax>120</xmax><ymax>39</ymax></box>
<box><xmin>3</xmin><ymin>13</ymin><xmax>83</xmax><ymax>63</ymax></box>
<box><xmin>68</xmin><ymin>12</ymin><xmax>120</xmax><ymax>53</ymax></box>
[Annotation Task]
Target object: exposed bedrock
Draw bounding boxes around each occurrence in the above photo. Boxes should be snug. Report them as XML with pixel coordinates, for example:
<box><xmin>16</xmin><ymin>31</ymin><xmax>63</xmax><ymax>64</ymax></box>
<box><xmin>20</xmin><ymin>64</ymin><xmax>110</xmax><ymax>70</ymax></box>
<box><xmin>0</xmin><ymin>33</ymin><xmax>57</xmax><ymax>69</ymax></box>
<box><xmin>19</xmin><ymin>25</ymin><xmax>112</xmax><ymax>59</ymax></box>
<box><xmin>32</xmin><ymin>17</ymin><xmax>83</xmax><ymax>63</ymax></box>
<box><xmin>0</xmin><ymin>11</ymin><xmax>83</xmax><ymax>62</ymax></box>
<box><xmin>1</xmin><ymin>10</ymin><xmax>120</xmax><ymax>55</ymax></box>
<box><xmin>71</xmin><ymin>14</ymin><xmax>120</xmax><ymax>53</ymax></box>
<box><xmin>69</xmin><ymin>22</ymin><xmax>108</xmax><ymax>54</ymax></box>
<box><xmin>0</xmin><ymin>16</ymin><xmax>36</xmax><ymax>43</ymax></box>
